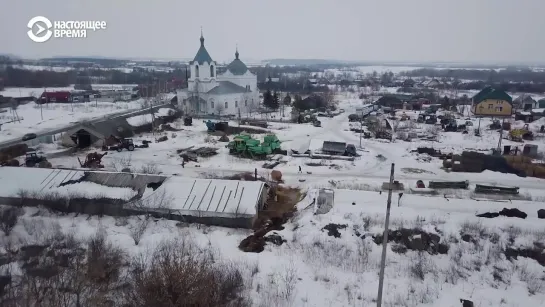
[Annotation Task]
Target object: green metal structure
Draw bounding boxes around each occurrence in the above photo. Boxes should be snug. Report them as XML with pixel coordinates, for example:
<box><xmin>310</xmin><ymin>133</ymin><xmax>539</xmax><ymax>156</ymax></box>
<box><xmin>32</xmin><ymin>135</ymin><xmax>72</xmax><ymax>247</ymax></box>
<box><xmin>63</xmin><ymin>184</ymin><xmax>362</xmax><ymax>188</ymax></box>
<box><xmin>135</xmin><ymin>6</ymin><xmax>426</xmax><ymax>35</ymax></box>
<box><xmin>262</xmin><ymin>134</ymin><xmax>282</xmax><ymax>152</ymax></box>
<box><xmin>226</xmin><ymin>134</ymin><xmax>281</xmax><ymax>159</ymax></box>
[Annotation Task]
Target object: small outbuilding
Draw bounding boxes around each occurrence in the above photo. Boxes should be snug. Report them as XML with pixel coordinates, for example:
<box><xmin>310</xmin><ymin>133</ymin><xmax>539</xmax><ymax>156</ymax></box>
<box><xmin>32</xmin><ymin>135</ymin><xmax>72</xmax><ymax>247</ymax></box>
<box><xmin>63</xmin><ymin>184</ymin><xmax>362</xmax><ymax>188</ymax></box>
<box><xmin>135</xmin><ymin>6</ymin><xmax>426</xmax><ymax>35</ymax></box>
<box><xmin>61</xmin><ymin>119</ymin><xmax>134</xmax><ymax>148</ymax></box>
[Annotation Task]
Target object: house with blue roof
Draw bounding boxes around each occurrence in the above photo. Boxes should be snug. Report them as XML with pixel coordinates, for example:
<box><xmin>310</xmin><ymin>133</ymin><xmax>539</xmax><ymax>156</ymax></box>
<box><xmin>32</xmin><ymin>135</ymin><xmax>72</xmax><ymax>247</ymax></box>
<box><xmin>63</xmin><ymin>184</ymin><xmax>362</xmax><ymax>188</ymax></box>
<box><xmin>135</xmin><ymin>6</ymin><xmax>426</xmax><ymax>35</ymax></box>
<box><xmin>177</xmin><ymin>31</ymin><xmax>260</xmax><ymax>116</ymax></box>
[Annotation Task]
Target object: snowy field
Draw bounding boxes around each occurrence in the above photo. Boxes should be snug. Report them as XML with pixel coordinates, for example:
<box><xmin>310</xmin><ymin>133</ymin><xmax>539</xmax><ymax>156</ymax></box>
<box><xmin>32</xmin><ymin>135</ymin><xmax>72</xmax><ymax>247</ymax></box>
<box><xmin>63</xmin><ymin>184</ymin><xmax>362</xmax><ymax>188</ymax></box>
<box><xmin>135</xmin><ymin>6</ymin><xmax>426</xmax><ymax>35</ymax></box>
<box><xmin>0</xmin><ymin>99</ymin><xmax>144</xmax><ymax>142</ymax></box>
<box><xmin>0</xmin><ymin>84</ymin><xmax>137</xmax><ymax>98</ymax></box>
<box><xmin>2</xmin><ymin>93</ymin><xmax>545</xmax><ymax>306</ymax></box>
<box><xmin>1</xmin><ymin>185</ymin><xmax>544</xmax><ymax>306</ymax></box>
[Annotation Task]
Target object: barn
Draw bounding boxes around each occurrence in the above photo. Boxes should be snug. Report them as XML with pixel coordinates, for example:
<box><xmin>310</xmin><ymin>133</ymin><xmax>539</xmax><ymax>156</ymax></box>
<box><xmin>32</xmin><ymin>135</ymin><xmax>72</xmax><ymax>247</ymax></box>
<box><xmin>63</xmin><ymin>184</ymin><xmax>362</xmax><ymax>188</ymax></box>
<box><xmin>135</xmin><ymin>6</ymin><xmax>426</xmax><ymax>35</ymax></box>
<box><xmin>135</xmin><ymin>177</ymin><xmax>268</xmax><ymax>228</ymax></box>
<box><xmin>39</xmin><ymin>91</ymin><xmax>71</xmax><ymax>104</ymax></box>
<box><xmin>0</xmin><ymin>167</ymin><xmax>268</xmax><ymax>228</ymax></box>
<box><xmin>61</xmin><ymin>119</ymin><xmax>134</xmax><ymax>148</ymax></box>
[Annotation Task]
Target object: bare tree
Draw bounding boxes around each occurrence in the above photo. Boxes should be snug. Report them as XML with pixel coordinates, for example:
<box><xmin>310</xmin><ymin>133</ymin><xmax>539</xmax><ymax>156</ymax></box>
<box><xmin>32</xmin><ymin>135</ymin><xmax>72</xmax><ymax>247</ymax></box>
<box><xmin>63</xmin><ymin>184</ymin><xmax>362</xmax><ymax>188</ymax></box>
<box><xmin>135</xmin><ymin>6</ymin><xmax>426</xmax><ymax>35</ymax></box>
<box><xmin>242</xmin><ymin>98</ymin><xmax>258</xmax><ymax>118</ymax></box>
<box><xmin>129</xmin><ymin>217</ymin><xmax>149</xmax><ymax>245</ymax></box>
<box><xmin>215</xmin><ymin>103</ymin><xmax>224</xmax><ymax>117</ymax></box>
<box><xmin>0</xmin><ymin>206</ymin><xmax>23</xmax><ymax>235</ymax></box>
<box><xmin>139</xmin><ymin>163</ymin><xmax>159</xmax><ymax>174</ymax></box>
<box><xmin>323</xmin><ymin>90</ymin><xmax>336</xmax><ymax>109</ymax></box>
<box><xmin>108</xmin><ymin>155</ymin><xmax>132</xmax><ymax>172</ymax></box>
<box><xmin>10</xmin><ymin>99</ymin><xmax>21</xmax><ymax>123</ymax></box>
<box><xmin>124</xmin><ymin>239</ymin><xmax>248</xmax><ymax>307</ymax></box>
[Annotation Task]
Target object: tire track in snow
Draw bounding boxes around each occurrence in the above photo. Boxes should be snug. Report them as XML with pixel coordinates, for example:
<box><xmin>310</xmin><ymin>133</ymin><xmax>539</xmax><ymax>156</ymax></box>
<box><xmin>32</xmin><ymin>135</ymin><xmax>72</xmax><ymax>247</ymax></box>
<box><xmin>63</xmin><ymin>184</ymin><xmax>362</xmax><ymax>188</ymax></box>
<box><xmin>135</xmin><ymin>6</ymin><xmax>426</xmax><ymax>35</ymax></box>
<box><xmin>327</xmin><ymin>112</ymin><xmax>391</xmax><ymax>175</ymax></box>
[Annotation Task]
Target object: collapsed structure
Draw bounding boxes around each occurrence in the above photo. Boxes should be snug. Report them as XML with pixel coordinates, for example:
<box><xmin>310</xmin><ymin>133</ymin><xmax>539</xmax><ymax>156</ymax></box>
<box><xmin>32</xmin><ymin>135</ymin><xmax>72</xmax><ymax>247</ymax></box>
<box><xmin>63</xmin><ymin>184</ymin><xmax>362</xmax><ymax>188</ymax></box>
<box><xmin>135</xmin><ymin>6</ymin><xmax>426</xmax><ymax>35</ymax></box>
<box><xmin>0</xmin><ymin>167</ymin><xmax>268</xmax><ymax>228</ymax></box>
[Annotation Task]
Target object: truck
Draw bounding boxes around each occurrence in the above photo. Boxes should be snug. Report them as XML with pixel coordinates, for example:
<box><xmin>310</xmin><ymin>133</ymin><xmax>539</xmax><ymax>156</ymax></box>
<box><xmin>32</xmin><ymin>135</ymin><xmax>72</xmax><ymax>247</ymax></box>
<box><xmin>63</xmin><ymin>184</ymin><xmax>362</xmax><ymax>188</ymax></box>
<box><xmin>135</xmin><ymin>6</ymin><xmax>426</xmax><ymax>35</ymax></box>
<box><xmin>321</xmin><ymin>141</ymin><xmax>357</xmax><ymax>156</ymax></box>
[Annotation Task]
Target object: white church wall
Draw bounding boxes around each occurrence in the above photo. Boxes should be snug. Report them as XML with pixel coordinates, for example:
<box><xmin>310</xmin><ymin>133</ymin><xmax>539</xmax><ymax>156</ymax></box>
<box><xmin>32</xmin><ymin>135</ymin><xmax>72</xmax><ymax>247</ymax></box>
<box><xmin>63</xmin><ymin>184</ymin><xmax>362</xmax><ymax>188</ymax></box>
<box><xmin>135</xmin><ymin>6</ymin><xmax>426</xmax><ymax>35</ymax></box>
<box><xmin>220</xmin><ymin>70</ymin><xmax>258</xmax><ymax>91</ymax></box>
<box><xmin>207</xmin><ymin>93</ymin><xmax>248</xmax><ymax>116</ymax></box>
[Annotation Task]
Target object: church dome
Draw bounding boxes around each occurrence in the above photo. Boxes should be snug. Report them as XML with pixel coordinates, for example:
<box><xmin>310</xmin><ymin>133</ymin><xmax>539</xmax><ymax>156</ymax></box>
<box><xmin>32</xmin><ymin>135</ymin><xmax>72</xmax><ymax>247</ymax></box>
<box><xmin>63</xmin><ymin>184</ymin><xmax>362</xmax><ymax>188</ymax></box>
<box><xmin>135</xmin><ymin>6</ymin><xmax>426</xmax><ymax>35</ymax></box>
<box><xmin>226</xmin><ymin>48</ymin><xmax>248</xmax><ymax>75</ymax></box>
<box><xmin>191</xmin><ymin>32</ymin><xmax>213</xmax><ymax>65</ymax></box>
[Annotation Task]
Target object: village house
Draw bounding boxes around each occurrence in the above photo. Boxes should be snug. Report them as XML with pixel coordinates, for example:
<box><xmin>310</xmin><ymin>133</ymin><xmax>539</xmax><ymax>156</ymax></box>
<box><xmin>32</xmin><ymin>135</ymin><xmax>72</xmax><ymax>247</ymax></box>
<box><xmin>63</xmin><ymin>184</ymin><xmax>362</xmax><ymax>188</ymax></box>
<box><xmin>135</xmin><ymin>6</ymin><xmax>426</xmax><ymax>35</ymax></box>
<box><xmin>471</xmin><ymin>87</ymin><xmax>513</xmax><ymax>117</ymax></box>
<box><xmin>375</xmin><ymin>94</ymin><xmax>416</xmax><ymax>110</ymax></box>
<box><xmin>514</xmin><ymin>94</ymin><xmax>537</xmax><ymax>111</ymax></box>
<box><xmin>402</xmin><ymin>79</ymin><xmax>415</xmax><ymax>88</ymax></box>
<box><xmin>39</xmin><ymin>91</ymin><xmax>71</xmax><ymax>104</ymax></box>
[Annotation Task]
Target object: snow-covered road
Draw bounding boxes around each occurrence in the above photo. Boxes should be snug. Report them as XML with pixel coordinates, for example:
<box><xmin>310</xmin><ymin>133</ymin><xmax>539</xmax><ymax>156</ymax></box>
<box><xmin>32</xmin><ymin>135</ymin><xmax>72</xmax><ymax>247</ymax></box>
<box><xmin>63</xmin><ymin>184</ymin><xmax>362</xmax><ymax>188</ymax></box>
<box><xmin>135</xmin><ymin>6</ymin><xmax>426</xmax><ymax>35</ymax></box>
<box><xmin>189</xmin><ymin>165</ymin><xmax>544</xmax><ymax>189</ymax></box>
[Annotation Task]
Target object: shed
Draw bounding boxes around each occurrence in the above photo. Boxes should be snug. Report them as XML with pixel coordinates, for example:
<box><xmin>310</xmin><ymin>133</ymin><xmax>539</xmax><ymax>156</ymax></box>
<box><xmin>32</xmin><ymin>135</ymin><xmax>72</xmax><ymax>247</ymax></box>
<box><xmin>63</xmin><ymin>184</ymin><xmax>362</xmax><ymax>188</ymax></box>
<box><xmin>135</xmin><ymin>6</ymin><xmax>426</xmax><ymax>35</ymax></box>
<box><xmin>138</xmin><ymin>177</ymin><xmax>268</xmax><ymax>228</ymax></box>
<box><xmin>61</xmin><ymin>118</ymin><xmax>134</xmax><ymax>148</ymax></box>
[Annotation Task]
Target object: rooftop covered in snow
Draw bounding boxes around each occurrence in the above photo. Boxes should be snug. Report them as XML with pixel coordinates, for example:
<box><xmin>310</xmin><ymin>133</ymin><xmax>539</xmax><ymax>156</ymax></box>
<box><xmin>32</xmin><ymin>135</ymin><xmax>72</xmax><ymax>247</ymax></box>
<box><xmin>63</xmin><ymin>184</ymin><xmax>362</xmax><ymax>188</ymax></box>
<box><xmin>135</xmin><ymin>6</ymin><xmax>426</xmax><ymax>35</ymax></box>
<box><xmin>140</xmin><ymin>176</ymin><xmax>267</xmax><ymax>218</ymax></box>
<box><xmin>0</xmin><ymin>167</ymin><xmax>140</xmax><ymax>200</ymax></box>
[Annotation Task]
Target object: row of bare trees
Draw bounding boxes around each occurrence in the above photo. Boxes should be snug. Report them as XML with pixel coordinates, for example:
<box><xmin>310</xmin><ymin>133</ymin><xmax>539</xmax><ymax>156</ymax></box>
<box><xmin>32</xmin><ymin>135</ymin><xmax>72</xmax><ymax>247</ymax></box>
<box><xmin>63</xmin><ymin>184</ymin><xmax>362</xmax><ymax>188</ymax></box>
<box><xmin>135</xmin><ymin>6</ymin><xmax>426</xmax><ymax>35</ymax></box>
<box><xmin>0</xmin><ymin>207</ymin><xmax>249</xmax><ymax>307</ymax></box>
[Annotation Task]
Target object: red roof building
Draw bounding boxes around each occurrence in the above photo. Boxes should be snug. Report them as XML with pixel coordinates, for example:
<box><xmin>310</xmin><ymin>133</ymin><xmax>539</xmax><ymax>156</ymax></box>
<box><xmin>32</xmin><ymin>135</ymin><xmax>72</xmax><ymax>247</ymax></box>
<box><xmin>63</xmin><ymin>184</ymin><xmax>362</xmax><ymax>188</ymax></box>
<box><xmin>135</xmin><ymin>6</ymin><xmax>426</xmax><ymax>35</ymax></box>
<box><xmin>40</xmin><ymin>91</ymin><xmax>71</xmax><ymax>103</ymax></box>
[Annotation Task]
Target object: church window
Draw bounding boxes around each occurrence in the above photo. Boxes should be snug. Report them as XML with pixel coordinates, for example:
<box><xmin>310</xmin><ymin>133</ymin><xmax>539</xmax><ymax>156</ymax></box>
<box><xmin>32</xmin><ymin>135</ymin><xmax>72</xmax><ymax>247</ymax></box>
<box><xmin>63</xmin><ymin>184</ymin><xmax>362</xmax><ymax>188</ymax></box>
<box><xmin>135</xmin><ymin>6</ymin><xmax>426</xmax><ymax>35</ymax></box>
<box><xmin>235</xmin><ymin>101</ymin><xmax>238</xmax><ymax>108</ymax></box>
<box><xmin>195</xmin><ymin>65</ymin><xmax>199</xmax><ymax>78</ymax></box>
<box><xmin>225</xmin><ymin>101</ymin><xmax>228</xmax><ymax>108</ymax></box>
<box><xmin>210</xmin><ymin>101</ymin><xmax>214</xmax><ymax>109</ymax></box>
<box><xmin>245</xmin><ymin>100</ymin><xmax>247</xmax><ymax>106</ymax></box>
<box><xmin>210</xmin><ymin>65</ymin><xmax>214</xmax><ymax>77</ymax></box>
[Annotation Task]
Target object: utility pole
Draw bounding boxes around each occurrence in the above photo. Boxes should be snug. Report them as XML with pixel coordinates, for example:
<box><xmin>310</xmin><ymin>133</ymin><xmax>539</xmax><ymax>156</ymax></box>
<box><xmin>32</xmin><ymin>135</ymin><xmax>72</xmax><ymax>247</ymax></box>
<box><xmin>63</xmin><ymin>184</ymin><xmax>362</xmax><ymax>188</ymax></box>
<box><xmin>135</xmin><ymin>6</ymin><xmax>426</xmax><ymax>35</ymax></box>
<box><xmin>376</xmin><ymin>163</ymin><xmax>395</xmax><ymax>307</ymax></box>
<box><xmin>497</xmin><ymin>118</ymin><xmax>504</xmax><ymax>153</ymax></box>
<box><xmin>359</xmin><ymin>109</ymin><xmax>364</xmax><ymax>148</ymax></box>
<box><xmin>40</xmin><ymin>88</ymin><xmax>44</xmax><ymax>120</ymax></box>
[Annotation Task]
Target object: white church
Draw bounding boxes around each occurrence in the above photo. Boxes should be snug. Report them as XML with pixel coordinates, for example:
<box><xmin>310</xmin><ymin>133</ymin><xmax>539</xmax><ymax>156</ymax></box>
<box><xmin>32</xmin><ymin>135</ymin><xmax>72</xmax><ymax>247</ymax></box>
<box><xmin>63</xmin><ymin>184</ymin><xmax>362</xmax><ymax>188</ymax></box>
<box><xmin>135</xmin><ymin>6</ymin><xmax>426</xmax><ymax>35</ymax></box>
<box><xmin>177</xmin><ymin>32</ymin><xmax>260</xmax><ymax>116</ymax></box>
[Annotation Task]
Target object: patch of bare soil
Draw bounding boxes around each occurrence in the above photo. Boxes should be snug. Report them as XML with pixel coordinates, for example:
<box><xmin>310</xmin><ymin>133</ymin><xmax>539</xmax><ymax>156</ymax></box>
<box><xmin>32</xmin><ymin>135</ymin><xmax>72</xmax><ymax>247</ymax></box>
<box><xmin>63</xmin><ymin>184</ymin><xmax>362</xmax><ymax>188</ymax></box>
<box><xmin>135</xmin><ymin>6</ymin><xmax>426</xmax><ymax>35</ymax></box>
<box><xmin>239</xmin><ymin>186</ymin><xmax>302</xmax><ymax>253</ymax></box>
<box><xmin>322</xmin><ymin>223</ymin><xmax>347</xmax><ymax>238</ymax></box>
<box><xmin>372</xmin><ymin>228</ymin><xmax>449</xmax><ymax>255</ymax></box>
<box><xmin>505</xmin><ymin>244</ymin><xmax>545</xmax><ymax>266</ymax></box>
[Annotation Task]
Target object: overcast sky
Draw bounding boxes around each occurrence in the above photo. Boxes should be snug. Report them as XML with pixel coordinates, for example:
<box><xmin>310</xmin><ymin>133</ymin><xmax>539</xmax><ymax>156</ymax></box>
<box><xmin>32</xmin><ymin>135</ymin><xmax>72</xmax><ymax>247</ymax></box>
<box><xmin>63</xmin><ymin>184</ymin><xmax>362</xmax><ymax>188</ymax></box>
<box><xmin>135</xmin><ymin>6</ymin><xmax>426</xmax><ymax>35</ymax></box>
<box><xmin>1</xmin><ymin>0</ymin><xmax>545</xmax><ymax>64</ymax></box>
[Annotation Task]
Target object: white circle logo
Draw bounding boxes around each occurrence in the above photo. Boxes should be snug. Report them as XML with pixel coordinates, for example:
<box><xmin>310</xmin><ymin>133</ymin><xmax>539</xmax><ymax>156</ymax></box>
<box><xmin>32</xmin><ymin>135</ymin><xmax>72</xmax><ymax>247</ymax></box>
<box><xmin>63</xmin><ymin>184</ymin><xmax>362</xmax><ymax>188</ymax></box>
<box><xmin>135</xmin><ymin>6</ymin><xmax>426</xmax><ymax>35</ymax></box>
<box><xmin>27</xmin><ymin>16</ymin><xmax>53</xmax><ymax>43</ymax></box>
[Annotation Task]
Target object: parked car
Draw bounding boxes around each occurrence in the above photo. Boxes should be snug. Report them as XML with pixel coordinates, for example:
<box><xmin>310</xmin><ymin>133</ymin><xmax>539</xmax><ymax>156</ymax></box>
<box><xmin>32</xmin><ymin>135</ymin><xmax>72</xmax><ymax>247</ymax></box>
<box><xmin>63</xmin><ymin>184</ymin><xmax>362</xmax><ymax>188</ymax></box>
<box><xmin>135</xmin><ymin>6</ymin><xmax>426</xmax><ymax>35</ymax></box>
<box><xmin>22</xmin><ymin>133</ymin><xmax>37</xmax><ymax>141</ymax></box>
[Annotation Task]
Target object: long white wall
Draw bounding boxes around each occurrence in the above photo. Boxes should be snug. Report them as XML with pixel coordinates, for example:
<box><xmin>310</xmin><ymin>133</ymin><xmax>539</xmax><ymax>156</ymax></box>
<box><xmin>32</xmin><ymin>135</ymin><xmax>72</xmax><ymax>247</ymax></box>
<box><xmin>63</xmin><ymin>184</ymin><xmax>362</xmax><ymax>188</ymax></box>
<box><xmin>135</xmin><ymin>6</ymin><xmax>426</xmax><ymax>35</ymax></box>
<box><xmin>179</xmin><ymin>92</ymin><xmax>260</xmax><ymax>116</ymax></box>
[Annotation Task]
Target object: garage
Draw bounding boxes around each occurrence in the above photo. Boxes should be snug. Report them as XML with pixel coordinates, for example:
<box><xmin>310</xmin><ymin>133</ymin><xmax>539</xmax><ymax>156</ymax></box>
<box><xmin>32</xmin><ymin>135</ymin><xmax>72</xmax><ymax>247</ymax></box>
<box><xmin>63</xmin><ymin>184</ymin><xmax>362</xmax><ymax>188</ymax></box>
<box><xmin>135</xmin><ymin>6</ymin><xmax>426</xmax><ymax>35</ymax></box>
<box><xmin>71</xmin><ymin>129</ymin><xmax>93</xmax><ymax>148</ymax></box>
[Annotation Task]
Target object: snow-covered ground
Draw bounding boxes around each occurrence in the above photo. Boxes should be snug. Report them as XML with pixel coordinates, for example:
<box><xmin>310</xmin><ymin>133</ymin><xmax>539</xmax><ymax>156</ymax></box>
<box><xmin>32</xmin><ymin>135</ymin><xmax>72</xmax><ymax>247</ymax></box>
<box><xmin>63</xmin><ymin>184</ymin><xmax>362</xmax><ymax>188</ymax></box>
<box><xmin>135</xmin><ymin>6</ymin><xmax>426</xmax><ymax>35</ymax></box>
<box><xmin>1</xmin><ymin>185</ymin><xmax>544</xmax><ymax>306</ymax></box>
<box><xmin>0</xmin><ymin>100</ymin><xmax>145</xmax><ymax>142</ymax></box>
<box><xmin>43</xmin><ymin>96</ymin><xmax>545</xmax><ymax>193</ymax></box>
<box><xmin>3</xmin><ymin>93</ymin><xmax>545</xmax><ymax>306</ymax></box>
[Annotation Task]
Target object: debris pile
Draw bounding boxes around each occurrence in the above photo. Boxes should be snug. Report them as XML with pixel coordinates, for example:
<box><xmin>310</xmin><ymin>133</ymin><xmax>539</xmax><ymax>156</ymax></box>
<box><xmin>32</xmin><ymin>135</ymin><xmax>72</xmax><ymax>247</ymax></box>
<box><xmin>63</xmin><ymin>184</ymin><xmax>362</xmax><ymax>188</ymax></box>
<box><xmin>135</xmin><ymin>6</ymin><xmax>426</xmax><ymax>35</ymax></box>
<box><xmin>160</xmin><ymin>123</ymin><xmax>182</xmax><ymax>132</ymax></box>
<box><xmin>78</xmin><ymin>152</ymin><xmax>108</xmax><ymax>168</ymax></box>
<box><xmin>476</xmin><ymin>207</ymin><xmax>527</xmax><ymax>219</ymax></box>
<box><xmin>0</xmin><ymin>144</ymin><xmax>28</xmax><ymax>165</ymax></box>
<box><xmin>240</xmin><ymin>119</ymin><xmax>268</xmax><ymax>128</ymax></box>
<box><xmin>177</xmin><ymin>146</ymin><xmax>218</xmax><ymax>162</ymax></box>
<box><xmin>372</xmin><ymin>228</ymin><xmax>449</xmax><ymax>255</ymax></box>
<box><xmin>155</xmin><ymin>135</ymin><xmax>168</xmax><ymax>143</ymax></box>
<box><xmin>271</xmin><ymin>170</ymin><xmax>283</xmax><ymax>182</ymax></box>
<box><xmin>504</xmin><ymin>154</ymin><xmax>545</xmax><ymax>178</ymax></box>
